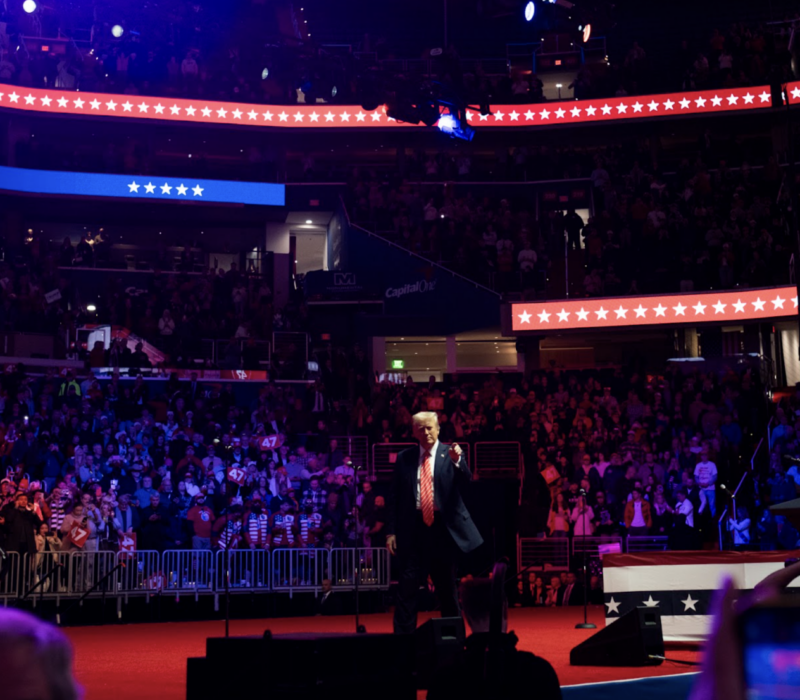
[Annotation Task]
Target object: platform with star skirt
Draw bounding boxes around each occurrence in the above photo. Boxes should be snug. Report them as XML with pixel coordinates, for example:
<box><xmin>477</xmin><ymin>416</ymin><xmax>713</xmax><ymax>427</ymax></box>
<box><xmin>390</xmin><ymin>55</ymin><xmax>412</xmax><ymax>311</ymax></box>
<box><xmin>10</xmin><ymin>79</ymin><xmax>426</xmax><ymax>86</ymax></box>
<box><xmin>602</xmin><ymin>550</ymin><xmax>800</xmax><ymax>641</ymax></box>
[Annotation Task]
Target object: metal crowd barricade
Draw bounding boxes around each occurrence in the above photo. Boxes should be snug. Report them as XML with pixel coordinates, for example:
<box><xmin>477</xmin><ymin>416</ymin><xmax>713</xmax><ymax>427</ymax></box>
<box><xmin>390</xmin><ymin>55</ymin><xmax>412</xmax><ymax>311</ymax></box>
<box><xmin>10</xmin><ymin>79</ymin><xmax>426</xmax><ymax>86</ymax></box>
<box><xmin>371</xmin><ymin>442</ymin><xmax>416</xmax><ymax>480</ymax></box>
<box><xmin>23</xmin><ymin>551</ymin><xmax>72</xmax><ymax>599</ymax></box>
<box><xmin>116</xmin><ymin>550</ymin><xmax>162</xmax><ymax>594</ymax></box>
<box><xmin>572</xmin><ymin>536</ymin><xmax>623</xmax><ymax>559</ymax></box>
<box><xmin>329</xmin><ymin>548</ymin><xmax>390</xmax><ymax>590</ymax></box>
<box><xmin>626</xmin><ymin>536</ymin><xmax>669</xmax><ymax>553</ymax></box>
<box><xmin>68</xmin><ymin>551</ymin><xmax>119</xmax><ymax>596</ymax></box>
<box><xmin>0</xmin><ymin>551</ymin><xmax>21</xmax><ymax>600</ymax></box>
<box><xmin>517</xmin><ymin>537</ymin><xmax>570</xmax><ymax>571</ymax></box>
<box><xmin>271</xmin><ymin>547</ymin><xmax>329</xmax><ymax>595</ymax></box>
<box><xmin>214</xmin><ymin>550</ymin><xmax>270</xmax><ymax>591</ymax></box>
<box><xmin>162</xmin><ymin>550</ymin><xmax>214</xmax><ymax>594</ymax></box>
<box><xmin>473</xmin><ymin>442</ymin><xmax>522</xmax><ymax>478</ymax></box>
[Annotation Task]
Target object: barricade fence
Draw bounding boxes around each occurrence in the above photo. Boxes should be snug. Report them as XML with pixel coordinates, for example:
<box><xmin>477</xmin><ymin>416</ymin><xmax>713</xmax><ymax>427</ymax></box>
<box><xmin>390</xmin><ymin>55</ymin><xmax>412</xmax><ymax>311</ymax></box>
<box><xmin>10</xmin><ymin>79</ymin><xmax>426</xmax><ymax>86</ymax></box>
<box><xmin>518</xmin><ymin>534</ymin><xmax>666</xmax><ymax>570</ymax></box>
<box><xmin>473</xmin><ymin>441</ymin><xmax>522</xmax><ymax>478</ymax></box>
<box><xmin>0</xmin><ymin>548</ymin><xmax>390</xmax><ymax>601</ymax></box>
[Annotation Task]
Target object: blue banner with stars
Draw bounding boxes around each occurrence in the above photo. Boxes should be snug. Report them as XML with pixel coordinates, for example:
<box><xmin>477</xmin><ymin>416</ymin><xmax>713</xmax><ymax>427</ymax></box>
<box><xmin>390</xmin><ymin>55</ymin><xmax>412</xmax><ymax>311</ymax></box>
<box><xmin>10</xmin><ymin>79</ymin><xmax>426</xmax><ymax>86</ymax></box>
<box><xmin>0</xmin><ymin>165</ymin><xmax>285</xmax><ymax>206</ymax></box>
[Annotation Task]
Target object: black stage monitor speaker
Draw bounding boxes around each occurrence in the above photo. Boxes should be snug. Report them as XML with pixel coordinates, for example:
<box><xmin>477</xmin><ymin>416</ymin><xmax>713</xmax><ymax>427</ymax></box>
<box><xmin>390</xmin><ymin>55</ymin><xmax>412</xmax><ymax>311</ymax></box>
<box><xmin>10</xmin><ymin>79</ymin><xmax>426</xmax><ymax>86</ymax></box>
<box><xmin>187</xmin><ymin>631</ymin><xmax>415</xmax><ymax>700</ymax></box>
<box><xmin>569</xmin><ymin>606</ymin><xmax>664</xmax><ymax>666</ymax></box>
<box><xmin>415</xmin><ymin>616</ymin><xmax>466</xmax><ymax>688</ymax></box>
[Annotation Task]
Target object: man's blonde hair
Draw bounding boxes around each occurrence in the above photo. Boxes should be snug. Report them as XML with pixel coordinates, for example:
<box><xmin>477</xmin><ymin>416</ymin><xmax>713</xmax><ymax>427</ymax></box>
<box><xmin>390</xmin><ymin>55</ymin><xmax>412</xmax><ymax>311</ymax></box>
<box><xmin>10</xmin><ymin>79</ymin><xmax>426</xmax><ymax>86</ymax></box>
<box><xmin>412</xmin><ymin>411</ymin><xmax>439</xmax><ymax>426</ymax></box>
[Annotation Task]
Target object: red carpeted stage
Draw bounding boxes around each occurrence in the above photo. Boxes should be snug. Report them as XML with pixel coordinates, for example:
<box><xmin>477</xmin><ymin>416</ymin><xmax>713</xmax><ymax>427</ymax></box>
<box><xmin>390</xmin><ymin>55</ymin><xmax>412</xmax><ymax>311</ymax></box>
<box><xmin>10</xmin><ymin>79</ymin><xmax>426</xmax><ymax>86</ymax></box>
<box><xmin>65</xmin><ymin>606</ymin><xmax>701</xmax><ymax>700</ymax></box>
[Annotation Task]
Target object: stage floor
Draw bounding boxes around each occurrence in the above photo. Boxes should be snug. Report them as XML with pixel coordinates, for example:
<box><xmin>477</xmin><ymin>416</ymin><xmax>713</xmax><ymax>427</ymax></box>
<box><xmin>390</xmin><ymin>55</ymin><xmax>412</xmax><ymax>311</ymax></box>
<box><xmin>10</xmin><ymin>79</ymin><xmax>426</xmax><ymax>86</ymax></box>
<box><xmin>65</xmin><ymin>606</ymin><xmax>701</xmax><ymax>700</ymax></box>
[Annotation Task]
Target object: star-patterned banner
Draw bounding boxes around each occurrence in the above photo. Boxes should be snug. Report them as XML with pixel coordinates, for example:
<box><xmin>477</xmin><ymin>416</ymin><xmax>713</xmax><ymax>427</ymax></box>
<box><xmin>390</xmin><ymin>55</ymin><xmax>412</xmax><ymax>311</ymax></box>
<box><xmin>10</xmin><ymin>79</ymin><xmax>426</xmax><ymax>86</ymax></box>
<box><xmin>510</xmin><ymin>286</ymin><xmax>797</xmax><ymax>333</ymax></box>
<box><xmin>0</xmin><ymin>164</ymin><xmax>285</xmax><ymax>206</ymax></box>
<box><xmin>0</xmin><ymin>82</ymin><xmax>775</xmax><ymax>130</ymax></box>
<box><xmin>786</xmin><ymin>80</ymin><xmax>800</xmax><ymax>105</ymax></box>
<box><xmin>603</xmin><ymin>550</ymin><xmax>800</xmax><ymax>641</ymax></box>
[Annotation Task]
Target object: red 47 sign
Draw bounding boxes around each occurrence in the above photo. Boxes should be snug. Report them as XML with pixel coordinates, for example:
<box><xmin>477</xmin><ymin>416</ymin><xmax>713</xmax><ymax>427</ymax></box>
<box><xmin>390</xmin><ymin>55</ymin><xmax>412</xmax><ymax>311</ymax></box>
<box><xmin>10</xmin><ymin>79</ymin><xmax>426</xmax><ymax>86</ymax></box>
<box><xmin>227</xmin><ymin>466</ymin><xmax>246</xmax><ymax>485</ymax></box>
<box><xmin>260</xmin><ymin>434</ymin><xmax>283</xmax><ymax>450</ymax></box>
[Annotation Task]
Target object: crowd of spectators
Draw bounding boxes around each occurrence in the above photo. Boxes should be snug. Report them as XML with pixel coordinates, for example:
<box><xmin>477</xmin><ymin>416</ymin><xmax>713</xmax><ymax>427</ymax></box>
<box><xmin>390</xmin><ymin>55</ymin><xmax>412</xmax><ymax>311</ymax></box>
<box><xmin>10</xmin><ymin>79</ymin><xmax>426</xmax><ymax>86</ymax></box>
<box><xmin>0</xmin><ymin>5</ymin><xmax>796</xmax><ymax>105</ymax></box>
<box><xmin>350</xmin><ymin>139</ymin><xmax>791</xmax><ymax>297</ymax></box>
<box><xmin>0</xmin><ymin>353</ymin><xmax>792</xmax><ymax>589</ymax></box>
<box><xmin>509</xmin><ymin>362</ymin><xmax>790</xmax><ymax>552</ymax></box>
<box><xmin>0</xmin><ymin>230</ymin><xmax>313</xmax><ymax>375</ymax></box>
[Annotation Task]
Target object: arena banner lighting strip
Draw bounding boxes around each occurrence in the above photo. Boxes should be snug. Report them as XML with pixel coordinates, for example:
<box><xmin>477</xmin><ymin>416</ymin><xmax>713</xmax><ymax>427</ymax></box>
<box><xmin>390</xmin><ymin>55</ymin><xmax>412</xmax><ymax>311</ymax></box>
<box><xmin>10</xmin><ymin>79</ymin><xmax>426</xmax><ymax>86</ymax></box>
<box><xmin>0</xmin><ymin>164</ymin><xmax>285</xmax><ymax>206</ymax></box>
<box><xmin>0</xmin><ymin>82</ymin><xmax>781</xmax><ymax>130</ymax></box>
<box><xmin>510</xmin><ymin>286</ymin><xmax>798</xmax><ymax>333</ymax></box>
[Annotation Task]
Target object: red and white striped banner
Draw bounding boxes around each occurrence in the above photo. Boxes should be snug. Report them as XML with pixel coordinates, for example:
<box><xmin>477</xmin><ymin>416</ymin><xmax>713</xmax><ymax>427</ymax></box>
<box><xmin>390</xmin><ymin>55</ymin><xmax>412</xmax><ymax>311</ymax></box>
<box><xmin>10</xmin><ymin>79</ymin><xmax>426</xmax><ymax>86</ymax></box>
<box><xmin>510</xmin><ymin>286</ymin><xmax>797</xmax><ymax>333</ymax></box>
<box><xmin>0</xmin><ymin>82</ymin><xmax>775</xmax><ymax>130</ymax></box>
<box><xmin>603</xmin><ymin>551</ymin><xmax>800</xmax><ymax>641</ymax></box>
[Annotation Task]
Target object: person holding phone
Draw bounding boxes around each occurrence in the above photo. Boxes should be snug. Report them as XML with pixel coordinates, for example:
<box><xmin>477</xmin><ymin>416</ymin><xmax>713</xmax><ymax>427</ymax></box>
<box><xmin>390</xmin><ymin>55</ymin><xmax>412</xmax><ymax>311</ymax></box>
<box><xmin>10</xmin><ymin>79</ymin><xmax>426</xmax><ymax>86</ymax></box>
<box><xmin>690</xmin><ymin>560</ymin><xmax>800</xmax><ymax>700</ymax></box>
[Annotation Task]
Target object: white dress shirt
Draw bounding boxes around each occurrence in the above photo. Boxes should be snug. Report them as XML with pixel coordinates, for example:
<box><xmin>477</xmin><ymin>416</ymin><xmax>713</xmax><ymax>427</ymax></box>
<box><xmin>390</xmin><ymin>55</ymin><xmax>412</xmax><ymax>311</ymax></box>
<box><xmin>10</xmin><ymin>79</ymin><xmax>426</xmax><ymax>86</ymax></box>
<box><xmin>676</xmin><ymin>498</ymin><xmax>694</xmax><ymax>527</ymax></box>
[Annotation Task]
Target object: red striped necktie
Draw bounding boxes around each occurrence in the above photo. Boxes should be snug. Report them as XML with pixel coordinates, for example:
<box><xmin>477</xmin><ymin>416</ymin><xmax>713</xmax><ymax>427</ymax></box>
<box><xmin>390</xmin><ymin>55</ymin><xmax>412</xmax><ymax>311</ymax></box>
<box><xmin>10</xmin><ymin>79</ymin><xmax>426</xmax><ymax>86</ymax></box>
<box><xmin>420</xmin><ymin>450</ymin><xmax>434</xmax><ymax>526</ymax></box>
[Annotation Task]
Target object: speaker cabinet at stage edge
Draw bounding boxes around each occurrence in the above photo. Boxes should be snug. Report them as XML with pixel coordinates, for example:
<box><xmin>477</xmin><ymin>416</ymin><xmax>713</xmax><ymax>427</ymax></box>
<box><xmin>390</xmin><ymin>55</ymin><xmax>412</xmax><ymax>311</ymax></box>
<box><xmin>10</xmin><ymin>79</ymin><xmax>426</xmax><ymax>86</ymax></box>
<box><xmin>569</xmin><ymin>606</ymin><xmax>664</xmax><ymax>667</ymax></box>
<box><xmin>187</xmin><ymin>631</ymin><xmax>416</xmax><ymax>700</ymax></box>
<box><xmin>414</xmin><ymin>616</ymin><xmax>467</xmax><ymax>689</ymax></box>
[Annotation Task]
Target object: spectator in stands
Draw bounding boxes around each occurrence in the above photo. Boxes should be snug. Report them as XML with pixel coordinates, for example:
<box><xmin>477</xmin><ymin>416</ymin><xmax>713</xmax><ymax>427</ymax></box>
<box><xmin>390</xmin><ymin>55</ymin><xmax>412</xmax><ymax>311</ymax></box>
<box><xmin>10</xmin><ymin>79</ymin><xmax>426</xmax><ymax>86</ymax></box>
<box><xmin>560</xmin><ymin>571</ymin><xmax>584</xmax><ymax>607</ymax></box>
<box><xmin>187</xmin><ymin>494</ymin><xmax>215</xmax><ymax>550</ymax></box>
<box><xmin>624</xmin><ymin>488</ymin><xmax>653</xmax><ymax>537</ymax></box>
<box><xmin>0</xmin><ymin>492</ymin><xmax>41</xmax><ymax>556</ymax></box>
<box><xmin>548</xmin><ymin>492</ymin><xmax>570</xmax><ymax>537</ymax></box>
<box><xmin>545</xmin><ymin>575</ymin><xmax>563</xmax><ymax>606</ymax></box>
<box><xmin>694</xmin><ymin>449</ymin><xmax>718</xmax><ymax>516</ymax></box>
<box><xmin>727</xmin><ymin>506</ymin><xmax>751</xmax><ymax>549</ymax></box>
<box><xmin>138</xmin><ymin>493</ymin><xmax>170</xmax><ymax>552</ymax></box>
<box><xmin>570</xmin><ymin>495</ymin><xmax>595</xmax><ymax>537</ymax></box>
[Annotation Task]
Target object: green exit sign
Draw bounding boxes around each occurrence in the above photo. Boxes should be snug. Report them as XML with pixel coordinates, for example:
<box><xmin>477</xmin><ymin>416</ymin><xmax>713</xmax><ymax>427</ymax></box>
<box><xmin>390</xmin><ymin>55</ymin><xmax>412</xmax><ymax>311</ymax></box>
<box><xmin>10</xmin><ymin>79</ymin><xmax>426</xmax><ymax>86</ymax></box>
<box><xmin>391</xmin><ymin>359</ymin><xmax>405</xmax><ymax>369</ymax></box>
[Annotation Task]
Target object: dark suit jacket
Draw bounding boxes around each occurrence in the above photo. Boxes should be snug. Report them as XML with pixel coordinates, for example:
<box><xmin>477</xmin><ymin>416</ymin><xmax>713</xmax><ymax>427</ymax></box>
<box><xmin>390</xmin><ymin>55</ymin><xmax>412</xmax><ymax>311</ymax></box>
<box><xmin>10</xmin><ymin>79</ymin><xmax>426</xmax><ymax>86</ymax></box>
<box><xmin>386</xmin><ymin>442</ymin><xmax>483</xmax><ymax>554</ymax></box>
<box><xmin>562</xmin><ymin>583</ymin><xmax>585</xmax><ymax>606</ymax></box>
<box><xmin>318</xmin><ymin>590</ymin><xmax>342</xmax><ymax>616</ymax></box>
<box><xmin>0</xmin><ymin>504</ymin><xmax>42</xmax><ymax>554</ymax></box>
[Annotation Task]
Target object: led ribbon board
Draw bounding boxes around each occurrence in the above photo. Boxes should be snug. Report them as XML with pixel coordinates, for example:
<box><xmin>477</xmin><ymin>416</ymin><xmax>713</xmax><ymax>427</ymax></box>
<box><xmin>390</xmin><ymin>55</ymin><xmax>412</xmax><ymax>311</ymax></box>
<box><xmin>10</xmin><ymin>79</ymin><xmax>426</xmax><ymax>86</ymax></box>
<box><xmin>510</xmin><ymin>286</ymin><xmax>798</xmax><ymax>333</ymax></box>
<box><xmin>0</xmin><ymin>164</ymin><xmax>285</xmax><ymax>206</ymax></box>
<box><xmin>0</xmin><ymin>82</ymin><xmax>781</xmax><ymax>130</ymax></box>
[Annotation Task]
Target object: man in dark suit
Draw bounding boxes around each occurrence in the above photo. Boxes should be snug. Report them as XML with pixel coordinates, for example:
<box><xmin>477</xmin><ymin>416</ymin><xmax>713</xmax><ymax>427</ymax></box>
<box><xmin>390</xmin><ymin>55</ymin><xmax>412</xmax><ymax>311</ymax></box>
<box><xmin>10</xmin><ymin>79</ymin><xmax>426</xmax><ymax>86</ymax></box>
<box><xmin>386</xmin><ymin>412</ymin><xmax>483</xmax><ymax>634</ymax></box>
<box><xmin>561</xmin><ymin>571</ymin><xmax>585</xmax><ymax>607</ymax></box>
<box><xmin>317</xmin><ymin>578</ymin><xmax>342</xmax><ymax>616</ymax></box>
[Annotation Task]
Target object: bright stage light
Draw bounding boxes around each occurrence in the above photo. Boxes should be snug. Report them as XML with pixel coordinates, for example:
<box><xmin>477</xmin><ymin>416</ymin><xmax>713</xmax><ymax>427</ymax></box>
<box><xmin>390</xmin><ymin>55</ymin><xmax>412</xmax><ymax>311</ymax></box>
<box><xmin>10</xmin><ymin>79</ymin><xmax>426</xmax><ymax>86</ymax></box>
<box><xmin>583</xmin><ymin>23</ymin><xmax>592</xmax><ymax>42</ymax></box>
<box><xmin>22</xmin><ymin>0</ymin><xmax>36</xmax><ymax>13</ymax></box>
<box><xmin>111</xmin><ymin>25</ymin><xmax>124</xmax><ymax>38</ymax></box>
<box><xmin>524</xmin><ymin>1</ymin><xmax>535</xmax><ymax>21</ymax></box>
<box><xmin>437</xmin><ymin>112</ymin><xmax>474</xmax><ymax>141</ymax></box>
<box><xmin>438</xmin><ymin>114</ymin><xmax>458</xmax><ymax>132</ymax></box>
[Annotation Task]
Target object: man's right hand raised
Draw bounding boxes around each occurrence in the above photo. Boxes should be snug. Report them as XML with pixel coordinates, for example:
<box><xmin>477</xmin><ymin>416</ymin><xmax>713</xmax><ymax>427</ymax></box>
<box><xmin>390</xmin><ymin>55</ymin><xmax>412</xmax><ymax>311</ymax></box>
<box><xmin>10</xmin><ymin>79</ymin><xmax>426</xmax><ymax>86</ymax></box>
<box><xmin>386</xmin><ymin>534</ymin><xmax>397</xmax><ymax>556</ymax></box>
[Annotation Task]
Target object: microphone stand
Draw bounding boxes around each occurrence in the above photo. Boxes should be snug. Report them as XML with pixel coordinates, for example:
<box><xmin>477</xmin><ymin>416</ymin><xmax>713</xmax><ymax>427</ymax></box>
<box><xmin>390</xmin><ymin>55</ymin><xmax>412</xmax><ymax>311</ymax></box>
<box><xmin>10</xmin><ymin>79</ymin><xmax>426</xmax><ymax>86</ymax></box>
<box><xmin>61</xmin><ymin>560</ymin><xmax>126</xmax><ymax>619</ymax></box>
<box><xmin>225</xmin><ymin>547</ymin><xmax>231</xmax><ymax>638</ymax></box>
<box><xmin>351</xmin><ymin>464</ymin><xmax>366</xmax><ymax>633</ymax></box>
<box><xmin>19</xmin><ymin>562</ymin><xmax>62</xmax><ymax>601</ymax></box>
<box><xmin>575</xmin><ymin>495</ymin><xmax>596</xmax><ymax>630</ymax></box>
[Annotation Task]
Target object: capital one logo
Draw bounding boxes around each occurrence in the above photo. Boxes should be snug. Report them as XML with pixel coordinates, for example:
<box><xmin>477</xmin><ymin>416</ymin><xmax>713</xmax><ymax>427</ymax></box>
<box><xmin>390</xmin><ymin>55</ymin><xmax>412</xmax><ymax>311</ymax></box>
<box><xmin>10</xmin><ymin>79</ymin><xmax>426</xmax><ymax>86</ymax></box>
<box><xmin>235</xmin><ymin>370</ymin><xmax>248</xmax><ymax>380</ymax></box>
<box><xmin>334</xmin><ymin>273</ymin><xmax>356</xmax><ymax>286</ymax></box>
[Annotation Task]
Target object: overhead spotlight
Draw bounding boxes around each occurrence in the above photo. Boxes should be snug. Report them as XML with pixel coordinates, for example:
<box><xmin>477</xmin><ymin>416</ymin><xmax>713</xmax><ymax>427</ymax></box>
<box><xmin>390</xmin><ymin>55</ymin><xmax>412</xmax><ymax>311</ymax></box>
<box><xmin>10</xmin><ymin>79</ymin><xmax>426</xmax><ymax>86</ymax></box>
<box><xmin>583</xmin><ymin>23</ymin><xmax>592</xmax><ymax>42</ymax></box>
<box><xmin>111</xmin><ymin>25</ymin><xmax>124</xmax><ymax>38</ymax></box>
<box><xmin>87</xmin><ymin>305</ymin><xmax>97</xmax><ymax>312</ymax></box>
<box><xmin>261</xmin><ymin>67</ymin><xmax>269</xmax><ymax>80</ymax></box>
<box><xmin>524</xmin><ymin>1</ymin><xmax>535</xmax><ymax>21</ymax></box>
<box><xmin>437</xmin><ymin>110</ymin><xmax>474</xmax><ymax>141</ymax></box>
<box><xmin>22</xmin><ymin>0</ymin><xmax>36</xmax><ymax>12</ymax></box>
